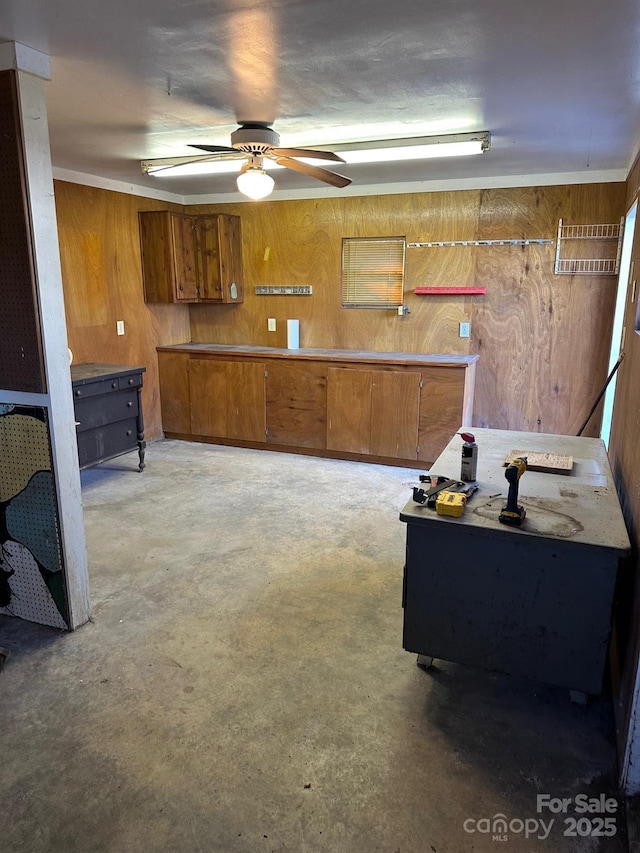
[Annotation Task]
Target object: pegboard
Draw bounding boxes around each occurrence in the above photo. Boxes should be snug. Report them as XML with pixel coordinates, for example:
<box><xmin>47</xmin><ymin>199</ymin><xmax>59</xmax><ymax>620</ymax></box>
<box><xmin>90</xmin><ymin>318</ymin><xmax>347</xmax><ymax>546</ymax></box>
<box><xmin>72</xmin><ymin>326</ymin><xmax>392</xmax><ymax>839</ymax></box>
<box><xmin>0</xmin><ymin>71</ymin><xmax>46</xmax><ymax>393</ymax></box>
<box><xmin>0</xmin><ymin>404</ymin><xmax>68</xmax><ymax>628</ymax></box>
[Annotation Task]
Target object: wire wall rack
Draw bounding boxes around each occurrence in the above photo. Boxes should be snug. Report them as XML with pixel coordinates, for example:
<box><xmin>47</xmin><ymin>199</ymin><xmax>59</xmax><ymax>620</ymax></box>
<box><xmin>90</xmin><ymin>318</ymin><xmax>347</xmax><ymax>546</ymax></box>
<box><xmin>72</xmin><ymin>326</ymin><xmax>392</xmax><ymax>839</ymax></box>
<box><xmin>407</xmin><ymin>238</ymin><xmax>554</xmax><ymax>248</ymax></box>
<box><xmin>554</xmin><ymin>218</ymin><xmax>624</xmax><ymax>276</ymax></box>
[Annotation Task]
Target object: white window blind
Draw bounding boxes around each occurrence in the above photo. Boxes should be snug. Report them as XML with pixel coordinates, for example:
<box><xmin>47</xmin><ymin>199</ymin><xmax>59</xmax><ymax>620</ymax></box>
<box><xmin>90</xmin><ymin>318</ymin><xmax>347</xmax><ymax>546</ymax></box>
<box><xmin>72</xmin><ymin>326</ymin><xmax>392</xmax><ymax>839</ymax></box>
<box><xmin>341</xmin><ymin>237</ymin><xmax>406</xmax><ymax>308</ymax></box>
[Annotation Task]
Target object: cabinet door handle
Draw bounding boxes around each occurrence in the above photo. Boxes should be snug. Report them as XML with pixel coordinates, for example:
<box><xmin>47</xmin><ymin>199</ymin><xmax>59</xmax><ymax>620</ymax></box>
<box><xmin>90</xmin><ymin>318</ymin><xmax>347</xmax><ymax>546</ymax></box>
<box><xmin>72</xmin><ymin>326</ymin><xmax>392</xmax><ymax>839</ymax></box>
<box><xmin>126</xmin><ymin>429</ymin><xmax>132</xmax><ymax>436</ymax></box>
<box><xmin>127</xmin><ymin>401</ymin><xmax>133</xmax><ymax>407</ymax></box>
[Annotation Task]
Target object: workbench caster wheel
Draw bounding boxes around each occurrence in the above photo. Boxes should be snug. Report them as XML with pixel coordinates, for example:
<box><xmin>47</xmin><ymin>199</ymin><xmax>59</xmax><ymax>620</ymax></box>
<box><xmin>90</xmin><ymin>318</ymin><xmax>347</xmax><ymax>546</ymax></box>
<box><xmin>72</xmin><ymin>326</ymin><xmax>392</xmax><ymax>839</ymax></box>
<box><xmin>417</xmin><ymin>654</ymin><xmax>434</xmax><ymax>671</ymax></box>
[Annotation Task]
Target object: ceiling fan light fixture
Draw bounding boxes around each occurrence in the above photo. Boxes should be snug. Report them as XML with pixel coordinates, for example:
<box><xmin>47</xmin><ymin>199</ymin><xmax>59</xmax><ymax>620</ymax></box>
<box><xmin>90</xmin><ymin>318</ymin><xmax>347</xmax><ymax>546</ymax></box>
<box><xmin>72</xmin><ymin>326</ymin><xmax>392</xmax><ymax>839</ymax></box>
<box><xmin>236</xmin><ymin>159</ymin><xmax>275</xmax><ymax>200</ymax></box>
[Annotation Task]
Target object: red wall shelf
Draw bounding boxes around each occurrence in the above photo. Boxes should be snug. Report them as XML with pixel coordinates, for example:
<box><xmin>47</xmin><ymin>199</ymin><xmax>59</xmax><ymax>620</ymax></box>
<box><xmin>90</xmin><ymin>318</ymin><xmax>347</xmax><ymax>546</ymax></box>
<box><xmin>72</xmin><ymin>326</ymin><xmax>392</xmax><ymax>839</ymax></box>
<box><xmin>413</xmin><ymin>287</ymin><xmax>487</xmax><ymax>296</ymax></box>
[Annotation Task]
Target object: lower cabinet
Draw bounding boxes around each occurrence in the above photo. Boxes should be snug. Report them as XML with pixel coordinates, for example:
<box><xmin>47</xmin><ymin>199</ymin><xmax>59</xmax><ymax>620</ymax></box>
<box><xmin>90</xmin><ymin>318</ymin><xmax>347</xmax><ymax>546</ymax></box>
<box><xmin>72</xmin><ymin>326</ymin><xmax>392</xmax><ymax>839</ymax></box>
<box><xmin>157</xmin><ymin>347</ymin><xmax>477</xmax><ymax>468</ymax></box>
<box><xmin>189</xmin><ymin>358</ymin><xmax>266</xmax><ymax>442</ymax></box>
<box><xmin>265</xmin><ymin>361</ymin><xmax>327</xmax><ymax>449</ymax></box>
<box><xmin>326</xmin><ymin>367</ymin><xmax>421</xmax><ymax>459</ymax></box>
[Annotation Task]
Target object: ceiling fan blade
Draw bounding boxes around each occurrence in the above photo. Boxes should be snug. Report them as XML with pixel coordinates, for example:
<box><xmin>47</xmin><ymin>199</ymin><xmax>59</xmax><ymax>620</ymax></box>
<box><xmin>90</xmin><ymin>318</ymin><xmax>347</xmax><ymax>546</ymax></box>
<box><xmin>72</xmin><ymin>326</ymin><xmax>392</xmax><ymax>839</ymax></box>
<box><xmin>189</xmin><ymin>144</ymin><xmax>238</xmax><ymax>154</ymax></box>
<box><xmin>275</xmin><ymin>157</ymin><xmax>351</xmax><ymax>188</ymax></box>
<box><xmin>271</xmin><ymin>147</ymin><xmax>345</xmax><ymax>163</ymax></box>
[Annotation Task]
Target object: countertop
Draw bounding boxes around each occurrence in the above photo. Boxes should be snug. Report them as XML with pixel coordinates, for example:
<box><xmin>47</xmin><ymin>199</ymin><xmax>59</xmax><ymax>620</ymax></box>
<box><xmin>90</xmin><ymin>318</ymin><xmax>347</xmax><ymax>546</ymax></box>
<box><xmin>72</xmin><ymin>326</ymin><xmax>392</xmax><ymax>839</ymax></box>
<box><xmin>400</xmin><ymin>427</ymin><xmax>631</xmax><ymax>553</ymax></box>
<box><xmin>157</xmin><ymin>342</ymin><xmax>478</xmax><ymax>367</ymax></box>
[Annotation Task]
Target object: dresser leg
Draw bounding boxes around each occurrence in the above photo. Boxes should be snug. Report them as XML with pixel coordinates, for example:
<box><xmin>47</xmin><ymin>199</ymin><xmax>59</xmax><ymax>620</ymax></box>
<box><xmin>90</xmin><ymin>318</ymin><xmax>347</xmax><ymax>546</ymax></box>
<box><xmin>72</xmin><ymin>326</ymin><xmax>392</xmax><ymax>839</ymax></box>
<box><xmin>137</xmin><ymin>399</ymin><xmax>146</xmax><ymax>472</ymax></box>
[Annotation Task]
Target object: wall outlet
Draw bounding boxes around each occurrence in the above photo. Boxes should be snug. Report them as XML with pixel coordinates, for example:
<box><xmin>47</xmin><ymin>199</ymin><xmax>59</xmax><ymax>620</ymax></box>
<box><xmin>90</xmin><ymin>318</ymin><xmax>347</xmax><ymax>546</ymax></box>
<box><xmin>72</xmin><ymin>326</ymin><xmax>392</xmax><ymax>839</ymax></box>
<box><xmin>116</xmin><ymin>320</ymin><xmax>125</xmax><ymax>336</ymax></box>
<box><xmin>459</xmin><ymin>321</ymin><xmax>470</xmax><ymax>338</ymax></box>
<box><xmin>268</xmin><ymin>318</ymin><xmax>276</xmax><ymax>332</ymax></box>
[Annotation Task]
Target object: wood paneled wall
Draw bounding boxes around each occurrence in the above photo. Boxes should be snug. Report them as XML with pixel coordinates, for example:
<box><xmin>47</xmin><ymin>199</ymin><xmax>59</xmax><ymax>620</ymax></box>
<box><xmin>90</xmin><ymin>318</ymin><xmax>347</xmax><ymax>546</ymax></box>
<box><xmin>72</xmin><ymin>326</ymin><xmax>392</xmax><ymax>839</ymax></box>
<box><xmin>54</xmin><ymin>180</ymin><xmax>625</xmax><ymax>442</ymax></box>
<box><xmin>54</xmin><ymin>182</ymin><xmax>191</xmax><ymax>440</ymax></box>
<box><xmin>190</xmin><ymin>183</ymin><xmax>626</xmax><ymax>437</ymax></box>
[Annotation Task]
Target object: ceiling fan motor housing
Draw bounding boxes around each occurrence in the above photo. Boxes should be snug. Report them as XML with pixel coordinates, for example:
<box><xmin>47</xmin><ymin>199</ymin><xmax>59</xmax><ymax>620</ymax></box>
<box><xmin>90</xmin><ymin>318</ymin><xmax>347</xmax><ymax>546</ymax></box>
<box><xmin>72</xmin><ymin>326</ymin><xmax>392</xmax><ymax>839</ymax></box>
<box><xmin>231</xmin><ymin>124</ymin><xmax>280</xmax><ymax>154</ymax></box>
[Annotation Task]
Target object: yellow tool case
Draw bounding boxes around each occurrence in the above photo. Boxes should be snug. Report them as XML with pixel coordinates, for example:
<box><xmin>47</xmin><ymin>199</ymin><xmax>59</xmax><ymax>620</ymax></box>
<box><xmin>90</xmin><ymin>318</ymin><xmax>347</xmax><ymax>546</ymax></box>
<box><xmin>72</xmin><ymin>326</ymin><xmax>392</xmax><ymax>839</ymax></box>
<box><xmin>435</xmin><ymin>490</ymin><xmax>467</xmax><ymax>517</ymax></box>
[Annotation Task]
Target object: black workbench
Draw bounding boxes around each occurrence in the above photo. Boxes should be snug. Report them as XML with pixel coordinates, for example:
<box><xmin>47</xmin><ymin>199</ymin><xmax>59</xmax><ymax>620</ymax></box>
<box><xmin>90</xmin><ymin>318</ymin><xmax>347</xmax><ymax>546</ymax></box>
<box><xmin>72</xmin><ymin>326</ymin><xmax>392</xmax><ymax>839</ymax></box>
<box><xmin>400</xmin><ymin>428</ymin><xmax>630</xmax><ymax>696</ymax></box>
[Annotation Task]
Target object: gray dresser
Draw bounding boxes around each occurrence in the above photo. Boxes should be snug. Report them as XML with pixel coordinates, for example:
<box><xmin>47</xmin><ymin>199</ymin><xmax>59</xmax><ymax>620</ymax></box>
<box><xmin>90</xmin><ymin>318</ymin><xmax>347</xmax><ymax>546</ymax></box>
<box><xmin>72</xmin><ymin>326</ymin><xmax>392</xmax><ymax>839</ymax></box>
<box><xmin>71</xmin><ymin>363</ymin><xmax>146</xmax><ymax>471</ymax></box>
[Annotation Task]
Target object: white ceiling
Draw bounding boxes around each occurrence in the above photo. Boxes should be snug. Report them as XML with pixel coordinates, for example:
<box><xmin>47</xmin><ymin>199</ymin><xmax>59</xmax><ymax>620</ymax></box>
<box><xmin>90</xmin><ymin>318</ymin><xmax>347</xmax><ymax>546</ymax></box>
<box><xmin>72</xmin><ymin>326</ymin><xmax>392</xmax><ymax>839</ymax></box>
<box><xmin>1</xmin><ymin>0</ymin><xmax>639</xmax><ymax>203</ymax></box>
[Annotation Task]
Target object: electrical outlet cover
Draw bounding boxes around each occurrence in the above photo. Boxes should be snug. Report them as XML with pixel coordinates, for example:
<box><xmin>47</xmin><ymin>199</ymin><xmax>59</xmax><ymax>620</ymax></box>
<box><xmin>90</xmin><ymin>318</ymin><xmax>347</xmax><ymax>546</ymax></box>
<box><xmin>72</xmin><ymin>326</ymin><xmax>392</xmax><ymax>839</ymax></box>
<box><xmin>459</xmin><ymin>322</ymin><xmax>470</xmax><ymax>338</ymax></box>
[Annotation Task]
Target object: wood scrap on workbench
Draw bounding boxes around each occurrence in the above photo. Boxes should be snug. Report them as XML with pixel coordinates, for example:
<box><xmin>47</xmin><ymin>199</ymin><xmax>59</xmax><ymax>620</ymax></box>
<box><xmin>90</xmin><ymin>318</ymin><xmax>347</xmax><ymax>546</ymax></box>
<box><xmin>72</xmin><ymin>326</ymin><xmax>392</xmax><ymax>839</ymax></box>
<box><xmin>504</xmin><ymin>450</ymin><xmax>574</xmax><ymax>475</ymax></box>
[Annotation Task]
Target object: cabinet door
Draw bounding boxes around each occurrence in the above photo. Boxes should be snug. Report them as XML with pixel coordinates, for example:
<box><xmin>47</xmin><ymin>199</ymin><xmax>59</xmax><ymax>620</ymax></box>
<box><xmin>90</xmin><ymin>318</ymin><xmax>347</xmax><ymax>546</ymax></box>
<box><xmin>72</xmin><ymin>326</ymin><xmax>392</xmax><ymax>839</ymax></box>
<box><xmin>196</xmin><ymin>215</ymin><xmax>244</xmax><ymax>304</ymax></box>
<box><xmin>327</xmin><ymin>366</ymin><xmax>420</xmax><ymax>459</ymax></box>
<box><xmin>326</xmin><ymin>368</ymin><xmax>372</xmax><ymax>453</ymax></box>
<box><xmin>139</xmin><ymin>211</ymin><xmax>198</xmax><ymax>303</ymax></box>
<box><xmin>266</xmin><ymin>361</ymin><xmax>327</xmax><ymax>448</ymax></box>
<box><xmin>218</xmin><ymin>215</ymin><xmax>244</xmax><ymax>303</ymax></box>
<box><xmin>227</xmin><ymin>361</ymin><xmax>265</xmax><ymax>441</ymax></box>
<box><xmin>189</xmin><ymin>359</ymin><xmax>229</xmax><ymax>437</ymax></box>
<box><xmin>158</xmin><ymin>352</ymin><xmax>191</xmax><ymax>433</ymax></box>
<box><xmin>370</xmin><ymin>370</ymin><xmax>420</xmax><ymax>459</ymax></box>
<box><xmin>418</xmin><ymin>367</ymin><xmax>466</xmax><ymax>463</ymax></box>
<box><xmin>170</xmin><ymin>214</ymin><xmax>199</xmax><ymax>301</ymax></box>
<box><xmin>197</xmin><ymin>216</ymin><xmax>223</xmax><ymax>301</ymax></box>
<box><xmin>189</xmin><ymin>358</ymin><xmax>265</xmax><ymax>442</ymax></box>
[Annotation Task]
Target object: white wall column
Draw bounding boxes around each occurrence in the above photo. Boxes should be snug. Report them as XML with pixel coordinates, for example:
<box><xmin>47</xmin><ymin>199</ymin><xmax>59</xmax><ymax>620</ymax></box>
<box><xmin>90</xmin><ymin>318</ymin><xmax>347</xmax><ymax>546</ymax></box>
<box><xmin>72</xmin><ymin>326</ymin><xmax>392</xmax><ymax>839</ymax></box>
<box><xmin>0</xmin><ymin>42</ymin><xmax>90</xmax><ymax>628</ymax></box>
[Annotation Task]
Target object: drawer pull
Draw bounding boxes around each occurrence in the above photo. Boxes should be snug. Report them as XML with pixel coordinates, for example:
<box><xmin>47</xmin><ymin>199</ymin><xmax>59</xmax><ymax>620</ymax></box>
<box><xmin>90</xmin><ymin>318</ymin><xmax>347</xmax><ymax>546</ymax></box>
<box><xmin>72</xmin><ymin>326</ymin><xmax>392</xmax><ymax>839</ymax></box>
<box><xmin>127</xmin><ymin>401</ymin><xmax>133</xmax><ymax>407</ymax></box>
<box><xmin>128</xmin><ymin>378</ymin><xmax>135</xmax><ymax>385</ymax></box>
<box><xmin>75</xmin><ymin>390</ymin><xmax>82</xmax><ymax>397</ymax></box>
<box><xmin>112</xmin><ymin>381</ymin><xmax>117</xmax><ymax>388</ymax></box>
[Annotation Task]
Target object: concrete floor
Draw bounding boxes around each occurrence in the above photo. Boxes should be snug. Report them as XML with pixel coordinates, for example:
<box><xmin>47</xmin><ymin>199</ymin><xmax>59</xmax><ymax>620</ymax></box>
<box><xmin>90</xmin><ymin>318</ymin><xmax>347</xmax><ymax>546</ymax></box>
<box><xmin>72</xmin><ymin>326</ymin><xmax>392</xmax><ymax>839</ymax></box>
<box><xmin>0</xmin><ymin>439</ymin><xmax>629</xmax><ymax>852</ymax></box>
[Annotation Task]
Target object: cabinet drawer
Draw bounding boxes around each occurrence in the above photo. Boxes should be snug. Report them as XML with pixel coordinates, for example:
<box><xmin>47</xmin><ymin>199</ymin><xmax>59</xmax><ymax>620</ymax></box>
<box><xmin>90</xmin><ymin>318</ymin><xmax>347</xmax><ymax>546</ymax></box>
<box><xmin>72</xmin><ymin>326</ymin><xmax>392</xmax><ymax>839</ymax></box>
<box><xmin>73</xmin><ymin>377</ymin><xmax>120</xmax><ymax>400</ymax></box>
<box><xmin>119</xmin><ymin>373</ymin><xmax>143</xmax><ymax>390</ymax></box>
<box><xmin>74</xmin><ymin>389</ymin><xmax>139</xmax><ymax>432</ymax></box>
<box><xmin>77</xmin><ymin>419</ymin><xmax>138</xmax><ymax>468</ymax></box>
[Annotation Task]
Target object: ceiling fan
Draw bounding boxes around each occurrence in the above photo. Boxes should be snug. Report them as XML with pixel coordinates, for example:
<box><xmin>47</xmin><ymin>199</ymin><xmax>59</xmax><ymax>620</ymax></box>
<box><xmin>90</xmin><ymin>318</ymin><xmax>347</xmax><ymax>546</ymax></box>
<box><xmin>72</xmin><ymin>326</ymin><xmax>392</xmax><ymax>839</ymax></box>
<box><xmin>188</xmin><ymin>121</ymin><xmax>352</xmax><ymax>199</ymax></box>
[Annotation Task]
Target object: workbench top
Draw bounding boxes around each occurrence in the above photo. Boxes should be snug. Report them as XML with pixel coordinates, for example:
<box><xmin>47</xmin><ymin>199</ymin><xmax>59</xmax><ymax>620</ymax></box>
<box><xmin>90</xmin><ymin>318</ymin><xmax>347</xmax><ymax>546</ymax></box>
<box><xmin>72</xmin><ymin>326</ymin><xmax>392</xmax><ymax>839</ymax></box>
<box><xmin>400</xmin><ymin>428</ymin><xmax>631</xmax><ymax>554</ymax></box>
<box><xmin>157</xmin><ymin>342</ymin><xmax>478</xmax><ymax>368</ymax></box>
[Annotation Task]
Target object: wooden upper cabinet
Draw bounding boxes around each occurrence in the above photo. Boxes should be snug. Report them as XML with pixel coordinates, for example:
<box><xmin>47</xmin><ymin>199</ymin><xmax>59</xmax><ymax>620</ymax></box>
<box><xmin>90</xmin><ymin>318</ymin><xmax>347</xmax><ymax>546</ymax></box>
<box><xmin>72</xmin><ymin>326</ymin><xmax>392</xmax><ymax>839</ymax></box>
<box><xmin>197</xmin><ymin>214</ymin><xmax>244</xmax><ymax>303</ymax></box>
<box><xmin>139</xmin><ymin>210</ymin><xmax>244</xmax><ymax>304</ymax></box>
<box><xmin>139</xmin><ymin>211</ymin><xmax>199</xmax><ymax>303</ymax></box>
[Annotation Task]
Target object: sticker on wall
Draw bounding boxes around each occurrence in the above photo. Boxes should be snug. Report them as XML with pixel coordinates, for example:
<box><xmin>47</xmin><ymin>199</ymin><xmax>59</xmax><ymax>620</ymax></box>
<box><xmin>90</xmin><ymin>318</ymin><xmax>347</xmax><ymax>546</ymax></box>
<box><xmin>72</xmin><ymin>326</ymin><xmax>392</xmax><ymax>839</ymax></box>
<box><xmin>0</xmin><ymin>404</ymin><xmax>68</xmax><ymax>629</ymax></box>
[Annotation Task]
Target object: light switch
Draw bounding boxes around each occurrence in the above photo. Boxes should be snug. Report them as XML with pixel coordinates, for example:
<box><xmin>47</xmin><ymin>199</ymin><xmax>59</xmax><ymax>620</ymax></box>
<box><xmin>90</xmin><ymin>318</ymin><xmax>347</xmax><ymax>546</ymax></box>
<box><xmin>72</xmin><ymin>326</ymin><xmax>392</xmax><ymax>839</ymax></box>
<box><xmin>116</xmin><ymin>320</ymin><xmax>125</xmax><ymax>336</ymax></box>
<box><xmin>268</xmin><ymin>318</ymin><xmax>276</xmax><ymax>332</ymax></box>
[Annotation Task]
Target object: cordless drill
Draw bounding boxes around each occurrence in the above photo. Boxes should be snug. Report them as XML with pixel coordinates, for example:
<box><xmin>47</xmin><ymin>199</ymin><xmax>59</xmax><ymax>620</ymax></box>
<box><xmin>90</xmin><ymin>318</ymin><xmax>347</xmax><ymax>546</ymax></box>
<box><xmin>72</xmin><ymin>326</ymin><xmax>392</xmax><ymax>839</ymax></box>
<box><xmin>498</xmin><ymin>456</ymin><xmax>528</xmax><ymax>526</ymax></box>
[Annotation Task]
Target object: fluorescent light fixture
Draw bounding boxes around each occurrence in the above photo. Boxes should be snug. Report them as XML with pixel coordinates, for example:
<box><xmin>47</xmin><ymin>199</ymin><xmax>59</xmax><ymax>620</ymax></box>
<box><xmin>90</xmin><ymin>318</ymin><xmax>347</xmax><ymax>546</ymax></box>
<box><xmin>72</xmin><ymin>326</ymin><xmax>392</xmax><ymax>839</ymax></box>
<box><xmin>339</xmin><ymin>135</ymin><xmax>490</xmax><ymax>164</ymax></box>
<box><xmin>141</xmin><ymin>131</ymin><xmax>490</xmax><ymax>180</ymax></box>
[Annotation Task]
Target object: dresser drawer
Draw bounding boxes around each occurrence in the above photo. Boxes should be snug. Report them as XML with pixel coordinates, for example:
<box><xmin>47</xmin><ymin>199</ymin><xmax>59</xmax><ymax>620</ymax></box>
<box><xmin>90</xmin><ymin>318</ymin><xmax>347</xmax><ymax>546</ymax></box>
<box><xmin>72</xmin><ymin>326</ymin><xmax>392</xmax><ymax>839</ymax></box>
<box><xmin>73</xmin><ymin>377</ymin><xmax>120</xmax><ymax>400</ymax></box>
<box><xmin>119</xmin><ymin>373</ymin><xmax>143</xmax><ymax>390</ymax></box>
<box><xmin>76</xmin><ymin>418</ymin><xmax>138</xmax><ymax>468</ymax></box>
<box><xmin>74</xmin><ymin>389</ymin><xmax>138</xmax><ymax>432</ymax></box>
